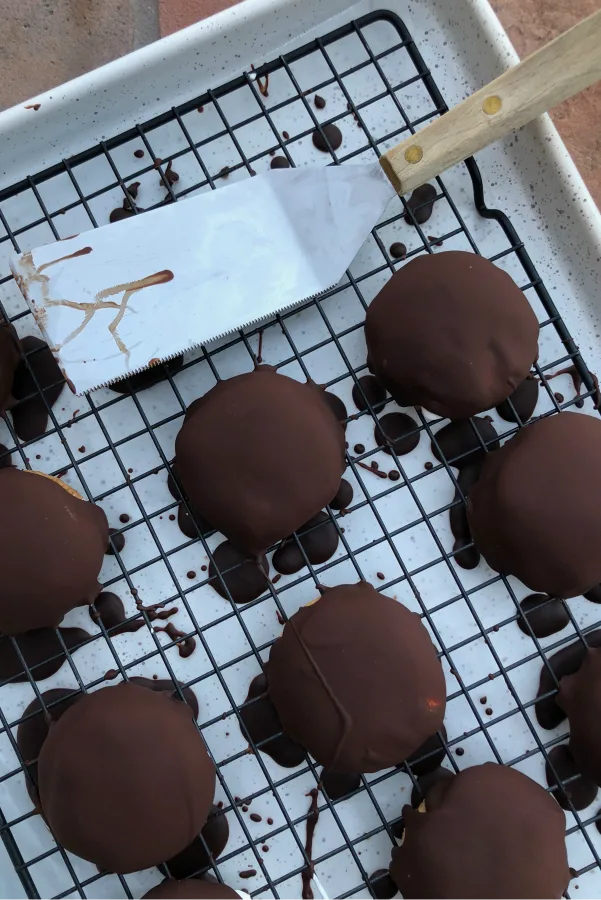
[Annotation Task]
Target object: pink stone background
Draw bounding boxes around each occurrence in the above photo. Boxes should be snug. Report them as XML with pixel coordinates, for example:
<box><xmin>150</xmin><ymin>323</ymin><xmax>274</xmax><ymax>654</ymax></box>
<box><xmin>0</xmin><ymin>0</ymin><xmax>599</xmax><ymax>204</ymax></box>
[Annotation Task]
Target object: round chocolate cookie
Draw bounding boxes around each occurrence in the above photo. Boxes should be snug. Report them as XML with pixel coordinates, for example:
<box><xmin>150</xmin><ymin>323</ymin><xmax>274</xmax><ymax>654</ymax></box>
<box><xmin>390</xmin><ymin>763</ymin><xmax>569</xmax><ymax>898</ymax></box>
<box><xmin>266</xmin><ymin>582</ymin><xmax>446</xmax><ymax>773</ymax></box>
<box><xmin>144</xmin><ymin>880</ymin><xmax>239</xmax><ymax>899</ymax></box>
<box><xmin>365</xmin><ymin>251</ymin><xmax>539</xmax><ymax>420</ymax></box>
<box><xmin>37</xmin><ymin>682</ymin><xmax>215</xmax><ymax>873</ymax></box>
<box><xmin>468</xmin><ymin>412</ymin><xmax>601</xmax><ymax>598</ymax></box>
<box><xmin>0</xmin><ymin>321</ymin><xmax>20</xmax><ymax>413</ymax></box>
<box><xmin>176</xmin><ymin>368</ymin><xmax>345</xmax><ymax>556</ymax></box>
<box><xmin>558</xmin><ymin>647</ymin><xmax>601</xmax><ymax>786</ymax></box>
<box><xmin>0</xmin><ymin>468</ymin><xmax>108</xmax><ymax>634</ymax></box>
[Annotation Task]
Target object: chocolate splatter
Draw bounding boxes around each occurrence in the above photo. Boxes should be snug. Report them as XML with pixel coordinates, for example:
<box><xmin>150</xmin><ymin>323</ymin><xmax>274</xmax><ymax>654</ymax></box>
<box><xmin>312</xmin><ymin>124</ymin><xmax>342</xmax><ymax>153</ymax></box>
<box><xmin>329</xmin><ymin>478</ymin><xmax>353</xmax><ymax>511</ymax></box>
<box><xmin>119</xmin><ymin>513</ymin><xmax>130</xmax><ymax>524</ymax></box>
<box><xmin>389</xmin><ymin>242</ymin><xmax>407</xmax><ymax>260</ymax></box>
<box><xmin>535</xmin><ymin>630</ymin><xmax>601</xmax><ymax>729</ymax></box>
<box><xmin>163</xmin><ymin>805</ymin><xmax>229</xmax><ymax>879</ymax></box>
<box><xmin>110</xmin><ymin>354</ymin><xmax>184</xmax><ymax>394</ymax></box>
<box><xmin>545</xmin><ymin>744</ymin><xmax>598</xmax><ymax>810</ymax></box>
<box><xmin>0</xmin><ymin>627</ymin><xmax>90</xmax><ymax>684</ymax></box>
<box><xmin>89</xmin><ymin>592</ymin><xmax>146</xmax><ymax>636</ymax></box>
<box><xmin>164</xmin><ymin>160</ymin><xmax>180</xmax><ymax>186</ymax></box>
<box><xmin>585</xmin><ymin>585</ymin><xmax>601</xmax><ymax>603</ymax></box>
<box><xmin>431</xmin><ymin>418</ymin><xmax>499</xmax><ymax>468</ymax></box>
<box><xmin>154</xmin><ymin>621</ymin><xmax>196</xmax><ymax>658</ymax></box>
<box><xmin>405</xmin><ymin>726</ymin><xmax>448</xmax><ymax>777</ymax></box>
<box><xmin>270</xmin><ymin>156</ymin><xmax>290</xmax><ymax>169</ymax></box>
<box><xmin>323</xmin><ymin>391</ymin><xmax>347</xmax><ymax>428</ymax></box>
<box><xmin>375</xmin><ymin>412</ymin><xmax>420</xmax><ymax>456</ymax></box>
<box><xmin>209</xmin><ymin>541</ymin><xmax>269</xmax><ymax>604</ymax></box>
<box><xmin>352</xmin><ymin>375</ymin><xmax>387</xmax><ymax>413</ymax></box>
<box><xmin>106</xmin><ymin>528</ymin><xmax>125</xmax><ymax>555</ymax></box>
<box><xmin>239</xmin><ymin>869</ymin><xmax>257</xmax><ymax>879</ymax></box>
<box><xmin>368</xmin><ymin>869</ymin><xmax>398</xmax><ymax>900</ymax></box>
<box><xmin>404</xmin><ymin>183</ymin><xmax>437</xmax><ymax>225</ymax></box>
<box><xmin>11</xmin><ymin>336</ymin><xmax>64</xmax><ymax>441</ymax></box>
<box><xmin>129</xmin><ymin>676</ymin><xmax>199</xmax><ymax>720</ymax></box>
<box><xmin>496</xmin><ymin>375</ymin><xmax>538</xmax><ymax>423</ymax></box>
<box><xmin>314</xmin><ymin>95</ymin><xmax>326</xmax><ymax>109</ymax></box>
<box><xmin>518</xmin><ymin>594</ymin><xmax>569</xmax><ymax>638</ymax></box>
<box><xmin>546</xmin><ymin>364</ymin><xmax>601</xmax><ymax>410</ymax></box>
<box><xmin>134</xmin><ymin>149</ymin><xmax>145</xmax><ymax>158</ymax></box>
<box><xmin>272</xmin><ymin>512</ymin><xmax>339</xmax><ymax>575</ymax></box>
<box><xmin>239</xmin><ymin>673</ymin><xmax>305</xmax><ymax>767</ymax></box>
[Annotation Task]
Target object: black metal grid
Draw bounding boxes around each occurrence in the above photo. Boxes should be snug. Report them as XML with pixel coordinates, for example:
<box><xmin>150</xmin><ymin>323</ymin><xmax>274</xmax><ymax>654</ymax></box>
<box><xmin>0</xmin><ymin>9</ymin><xmax>600</xmax><ymax>899</ymax></box>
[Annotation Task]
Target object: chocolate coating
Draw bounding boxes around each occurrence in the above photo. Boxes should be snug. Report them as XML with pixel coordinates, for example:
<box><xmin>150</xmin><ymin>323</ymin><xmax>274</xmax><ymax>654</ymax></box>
<box><xmin>558</xmin><ymin>648</ymin><xmax>601</xmax><ymax>786</ymax></box>
<box><xmin>208</xmin><ymin>540</ymin><xmax>269</xmax><ymax>604</ymax></box>
<box><xmin>272</xmin><ymin>512</ymin><xmax>339</xmax><ymax>575</ymax></box>
<box><xmin>535</xmin><ymin>630</ymin><xmax>601</xmax><ymax>730</ymax></box>
<box><xmin>390</xmin><ymin>763</ymin><xmax>570</xmax><ymax>899</ymax></box>
<box><xmin>352</xmin><ymin>375</ymin><xmax>387</xmax><ymax>412</ymax></box>
<box><xmin>176</xmin><ymin>369</ymin><xmax>345</xmax><ymax>556</ymax></box>
<box><xmin>431</xmin><ymin>418</ymin><xmax>499</xmax><ymax>468</ymax></box>
<box><xmin>375</xmin><ymin>412</ymin><xmax>420</xmax><ymax>456</ymax></box>
<box><xmin>312</xmin><ymin>124</ymin><xmax>342</xmax><ymax>152</ymax></box>
<box><xmin>239</xmin><ymin>672</ymin><xmax>305</xmax><ymax>767</ymax></box>
<box><xmin>144</xmin><ymin>880</ymin><xmax>238</xmax><ymax>899</ymax></box>
<box><xmin>0</xmin><ymin>627</ymin><xmax>89</xmax><ymax>684</ymax></box>
<box><xmin>365</xmin><ymin>252</ymin><xmax>539</xmax><ymax>420</ymax></box>
<box><xmin>0</xmin><ymin>469</ymin><xmax>108</xmax><ymax>634</ymax></box>
<box><xmin>164</xmin><ymin>805</ymin><xmax>229</xmax><ymax>879</ymax></box>
<box><xmin>37</xmin><ymin>682</ymin><xmax>215</xmax><ymax>872</ymax></box>
<box><xmin>266</xmin><ymin>582</ymin><xmax>445</xmax><ymax>772</ymax></box>
<box><xmin>468</xmin><ymin>412</ymin><xmax>601</xmax><ymax>598</ymax></box>
<box><xmin>11</xmin><ymin>336</ymin><xmax>64</xmax><ymax>441</ymax></box>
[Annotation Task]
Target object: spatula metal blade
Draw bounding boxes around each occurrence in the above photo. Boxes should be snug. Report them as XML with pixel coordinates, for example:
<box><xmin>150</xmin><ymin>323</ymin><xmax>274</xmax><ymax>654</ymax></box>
<box><xmin>10</xmin><ymin>163</ymin><xmax>394</xmax><ymax>394</ymax></box>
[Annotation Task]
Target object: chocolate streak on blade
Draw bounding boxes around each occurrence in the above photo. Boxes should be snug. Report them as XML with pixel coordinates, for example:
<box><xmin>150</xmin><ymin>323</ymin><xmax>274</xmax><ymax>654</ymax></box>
<box><xmin>45</xmin><ymin>270</ymin><xmax>174</xmax><ymax>363</ymax></box>
<box><xmin>36</xmin><ymin>247</ymin><xmax>93</xmax><ymax>274</ymax></box>
<box><xmin>301</xmin><ymin>789</ymin><xmax>319</xmax><ymax>899</ymax></box>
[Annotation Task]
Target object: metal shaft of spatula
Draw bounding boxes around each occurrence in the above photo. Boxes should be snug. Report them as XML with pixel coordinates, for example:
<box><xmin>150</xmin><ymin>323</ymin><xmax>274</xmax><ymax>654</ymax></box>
<box><xmin>10</xmin><ymin>8</ymin><xmax>601</xmax><ymax>395</ymax></box>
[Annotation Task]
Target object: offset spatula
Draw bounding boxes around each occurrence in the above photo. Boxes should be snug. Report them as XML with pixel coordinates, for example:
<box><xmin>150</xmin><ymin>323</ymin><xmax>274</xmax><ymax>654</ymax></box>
<box><xmin>11</xmin><ymin>9</ymin><xmax>601</xmax><ymax>394</ymax></box>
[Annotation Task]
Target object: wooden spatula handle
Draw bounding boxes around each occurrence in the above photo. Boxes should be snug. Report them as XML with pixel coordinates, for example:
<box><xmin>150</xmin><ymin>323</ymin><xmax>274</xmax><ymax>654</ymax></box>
<box><xmin>380</xmin><ymin>8</ymin><xmax>601</xmax><ymax>195</ymax></box>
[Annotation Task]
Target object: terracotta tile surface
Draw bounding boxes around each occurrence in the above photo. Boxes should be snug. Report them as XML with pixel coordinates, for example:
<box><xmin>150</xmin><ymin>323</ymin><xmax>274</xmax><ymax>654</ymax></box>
<box><xmin>490</xmin><ymin>0</ymin><xmax>601</xmax><ymax>204</ymax></box>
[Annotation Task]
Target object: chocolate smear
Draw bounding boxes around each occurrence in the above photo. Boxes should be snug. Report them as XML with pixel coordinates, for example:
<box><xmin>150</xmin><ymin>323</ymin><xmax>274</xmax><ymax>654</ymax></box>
<box><xmin>432</xmin><ymin>417</ymin><xmax>499</xmax><ymax>468</ymax></box>
<box><xmin>312</xmin><ymin>124</ymin><xmax>342</xmax><ymax>153</ymax></box>
<box><xmin>535</xmin><ymin>630</ymin><xmax>601</xmax><ymax>729</ymax></box>
<box><xmin>545</xmin><ymin>744</ymin><xmax>598</xmax><ymax>810</ymax></box>
<box><xmin>302</xmin><ymin>788</ymin><xmax>319</xmax><ymax>899</ymax></box>
<box><xmin>270</xmin><ymin>156</ymin><xmax>290</xmax><ymax>169</ymax></box>
<box><xmin>585</xmin><ymin>585</ymin><xmax>601</xmax><ymax>603</ymax></box>
<box><xmin>404</xmin><ymin>183</ymin><xmax>437</xmax><ymax>225</ymax></box>
<box><xmin>375</xmin><ymin>412</ymin><xmax>420</xmax><ymax>456</ymax></box>
<box><xmin>410</xmin><ymin>766</ymin><xmax>455</xmax><ymax>808</ymax></box>
<box><xmin>129</xmin><ymin>676</ymin><xmax>199</xmax><ymax>720</ymax></box>
<box><xmin>496</xmin><ymin>375</ymin><xmax>538</xmax><ymax>423</ymax></box>
<box><xmin>209</xmin><ymin>540</ymin><xmax>269</xmax><ymax>604</ymax></box>
<box><xmin>110</xmin><ymin>355</ymin><xmax>184</xmax><ymax>394</ymax></box>
<box><xmin>272</xmin><ymin>512</ymin><xmax>339</xmax><ymax>575</ymax></box>
<box><xmin>352</xmin><ymin>375</ymin><xmax>387</xmax><ymax>413</ymax></box>
<box><xmin>320</xmin><ymin>770</ymin><xmax>360</xmax><ymax>800</ymax></box>
<box><xmin>453</xmin><ymin>537</ymin><xmax>480</xmax><ymax>569</ymax></box>
<box><xmin>17</xmin><ymin>687</ymin><xmax>82</xmax><ymax>802</ymax></box>
<box><xmin>11</xmin><ymin>336</ymin><xmax>64</xmax><ymax>441</ymax></box>
<box><xmin>239</xmin><ymin>673</ymin><xmax>305</xmax><ymax>767</ymax></box>
<box><xmin>518</xmin><ymin>594</ymin><xmax>568</xmax><ymax>638</ymax></box>
<box><xmin>0</xmin><ymin>627</ymin><xmax>90</xmax><ymax>684</ymax></box>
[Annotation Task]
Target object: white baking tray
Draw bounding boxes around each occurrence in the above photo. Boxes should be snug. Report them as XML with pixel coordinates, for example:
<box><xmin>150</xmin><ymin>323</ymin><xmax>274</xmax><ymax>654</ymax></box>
<box><xmin>0</xmin><ymin>0</ymin><xmax>601</xmax><ymax>898</ymax></box>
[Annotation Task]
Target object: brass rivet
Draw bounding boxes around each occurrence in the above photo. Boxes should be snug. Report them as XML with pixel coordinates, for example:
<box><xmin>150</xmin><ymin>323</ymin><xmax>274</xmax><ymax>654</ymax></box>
<box><xmin>404</xmin><ymin>145</ymin><xmax>423</xmax><ymax>164</ymax></box>
<box><xmin>482</xmin><ymin>95</ymin><xmax>502</xmax><ymax>115</ymax></box>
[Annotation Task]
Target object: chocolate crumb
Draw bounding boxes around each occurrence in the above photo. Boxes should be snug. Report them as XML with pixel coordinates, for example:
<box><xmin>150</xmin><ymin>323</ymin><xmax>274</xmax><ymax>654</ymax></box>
<box><xmin>186</xmin><ymin>571</ymin><xmax>196</xmax><ymax>579</ymax></box>
<box><xmin>242</xmin><ymin>805</ymin><xmax>248</xmax><ymax>813</ymax></box>
<box><xmin>219</xmin><ymin>166</ymin><xmax>230</xmax><ymax>179</ymax></box>
<box><xmin>78</xmin><ymin>446</ymin><xmax>85</xmax><ymax>453</ymax></box>
<box><xmin>262</xmin><ymin>844</ymin><xmax>269</xmax><ymax>852</ymax></box>
<box><xmin>371</xmin><ymin>461</ymin><xmax>379</xmax><ymax>471</ymax></box>
<box><xmin>389</xmin><ymin>470</ymin><xmax>400</xmax><ymax>481</ymax></box>
<box><xmin>428</xmin><ymin>235</ymin><xmax>444</xmax><ymax>247</ymax></box>
<box><xmin>376</xmin><ymin>572</ymin><xmax>385</xmax><ymax>580</ymax></box>
<box><xmin>282</xmin><ymin>130</ymin><xmax>290</xmax><ymax>140</ymax></box>
<box><xmin>480</xmin><ymin>696</ymin><xmax>487</xmax><ymax>704</ymax></box>
<box><xmin>169</xmin><ymin>514</ymin><xmax>176</xmax><ymax>521</ymax></box>
<box><xmin>201</xmin><ymin>564</ymin><xmax>207</xmax><ymax>571</ymax></box>
<box><xmin>134</xmin><ymin>149</ymin><xmax>144</xmax><ymax>158</ymax></box>
<box><xmin>197</xmin><ymin>105</ymin><xmax>204</xmax><ymax>113</ymax></box>
<box><xmin>485</xmin><ymin>707</ymin><xmax>493</xmax><ymax>716</ymax></box>
<box><xmin>119</xmin><ymin>513</ymin><xmax>130</xmax><ymax>524</ymax></box>
<box><xmin>239</xmin><ymin>869</ymin><xmax>257</xmax><ymax>879</ymax></box>
<box><xmin>455</xmin><ymin>747</ymin><xmax>464</xmax><ymax>756</ymax></box>
<box><xmin>267</xmin><ymin>817</ymin><xmax>273</xmax><ymax>825</ymax></box>
<box><xmin>272</xmin><ymin>573</ymin><xmax>282</xmax><ymax>585</ymax></box>
<box><xmin>250</xmin><ymin>813</ymin><xmax>262</xmax><ymax>822</ymax></box>
<box><xmin>354</xmin><ymin>443</ymin><xmax>365</xmax><ymax>454</ymax></box>
<box><xmin>424</xmin><ymin>461</ymin><xmax>433</xmax><ymax>470</ymax></box>
<box><xmin>314</xmin><ymin>95</ymin><xmax>326</xmax><ymax>109</ymax></box>
<box><xmin>555</xmin><ymin>392</ymin><xmax>564</xmax><ymax>403</ymax></box>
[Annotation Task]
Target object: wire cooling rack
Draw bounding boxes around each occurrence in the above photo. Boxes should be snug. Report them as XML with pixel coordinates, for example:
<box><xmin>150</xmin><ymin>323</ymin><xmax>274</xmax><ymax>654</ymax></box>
<box><xmin>0</xmin><ymin>8</ymin><xmax>601</xmax><ymax>900</ymax></box>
